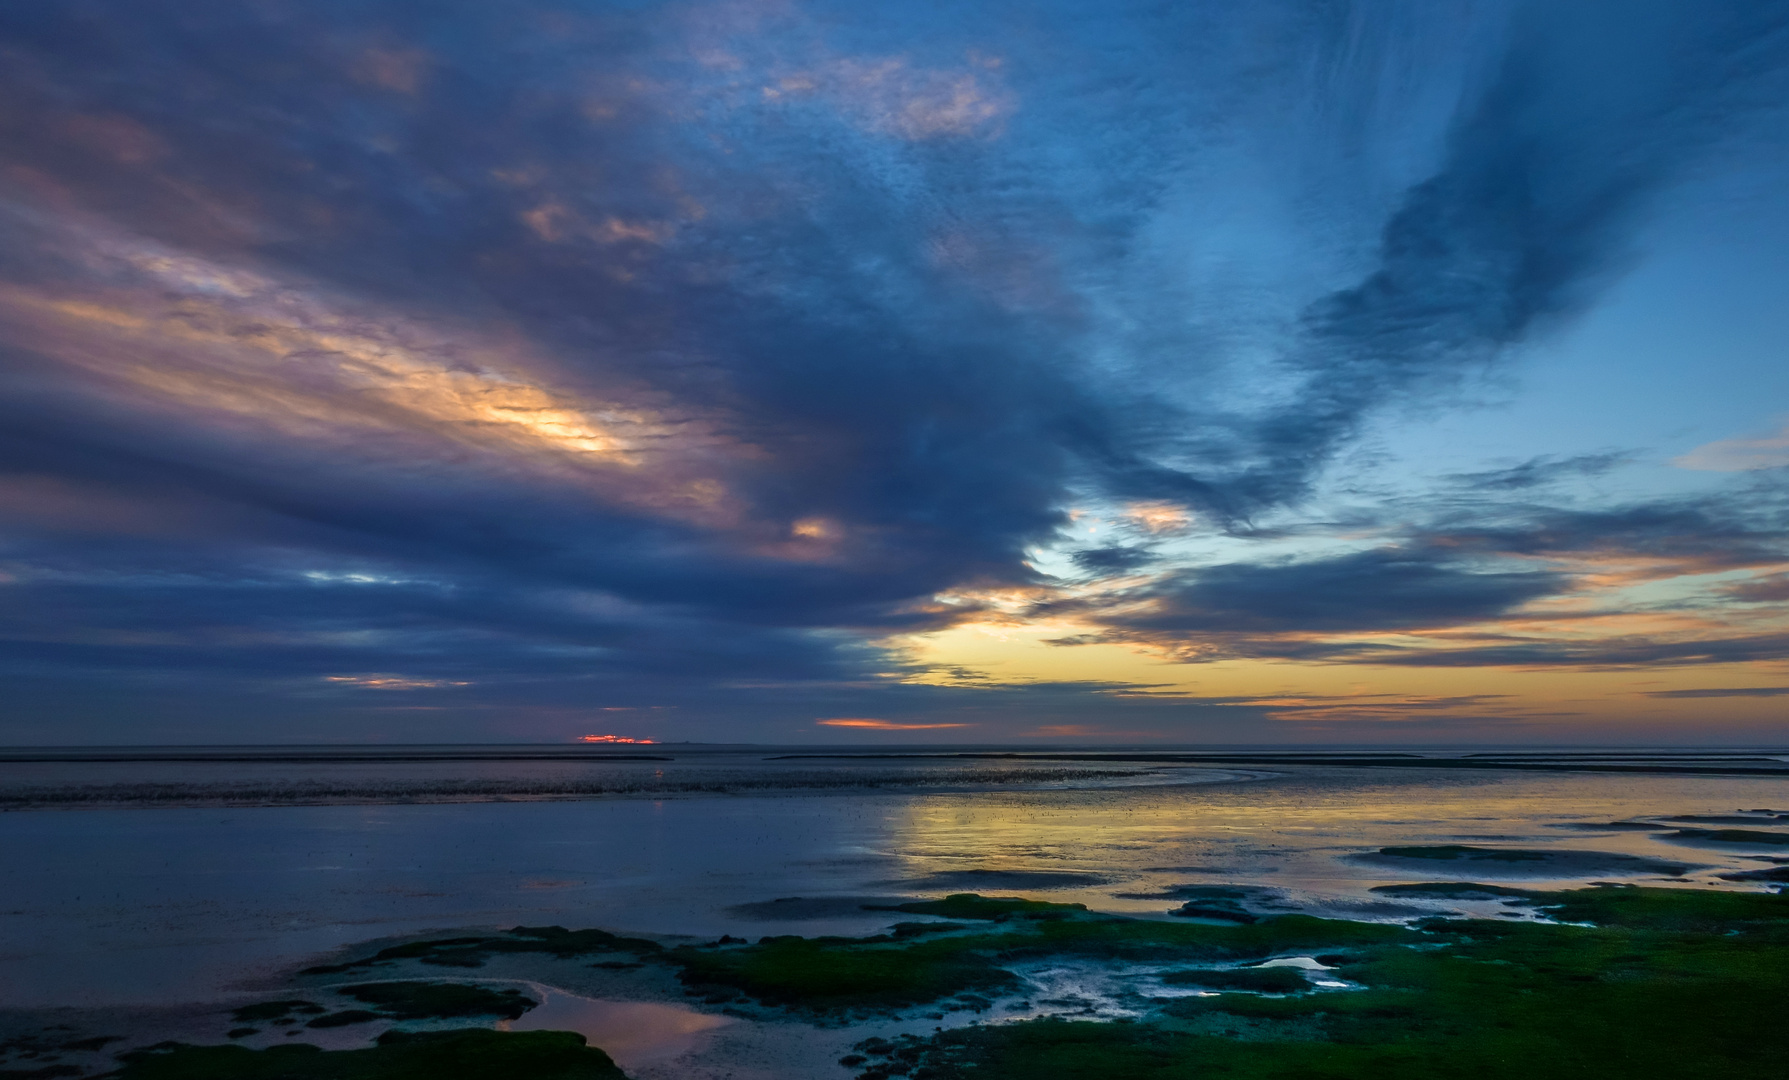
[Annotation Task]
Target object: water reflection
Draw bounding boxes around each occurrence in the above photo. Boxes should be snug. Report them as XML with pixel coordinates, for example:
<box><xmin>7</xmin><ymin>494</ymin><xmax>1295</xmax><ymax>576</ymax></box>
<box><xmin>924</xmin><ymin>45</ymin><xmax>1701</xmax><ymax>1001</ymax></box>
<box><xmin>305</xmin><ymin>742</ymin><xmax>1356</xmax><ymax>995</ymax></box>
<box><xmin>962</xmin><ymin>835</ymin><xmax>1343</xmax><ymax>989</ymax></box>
<box><xmin>502</xmin><ymin>989</ymin><xmax>731</xmax><ymax>1068</ymax></box>
<box><xmin>876</xmin><ymin>767</ymin><xmax>1789</xmax><ymax>915</ymax></box>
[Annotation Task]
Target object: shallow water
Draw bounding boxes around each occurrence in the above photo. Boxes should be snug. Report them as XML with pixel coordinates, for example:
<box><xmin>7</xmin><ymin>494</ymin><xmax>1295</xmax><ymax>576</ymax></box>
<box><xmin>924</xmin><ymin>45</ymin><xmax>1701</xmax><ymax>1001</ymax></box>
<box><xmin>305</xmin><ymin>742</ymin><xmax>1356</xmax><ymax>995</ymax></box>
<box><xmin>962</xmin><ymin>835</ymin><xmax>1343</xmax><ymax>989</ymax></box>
<box><xmin>502</xmin><ymin>992</ymin><xmax>733</xmax><ymax>1069</ymax></box>
<box><xmin>2</xmin><ymin>748</ymin><xmax>1786</xmax><ymax>1010</ymax></box>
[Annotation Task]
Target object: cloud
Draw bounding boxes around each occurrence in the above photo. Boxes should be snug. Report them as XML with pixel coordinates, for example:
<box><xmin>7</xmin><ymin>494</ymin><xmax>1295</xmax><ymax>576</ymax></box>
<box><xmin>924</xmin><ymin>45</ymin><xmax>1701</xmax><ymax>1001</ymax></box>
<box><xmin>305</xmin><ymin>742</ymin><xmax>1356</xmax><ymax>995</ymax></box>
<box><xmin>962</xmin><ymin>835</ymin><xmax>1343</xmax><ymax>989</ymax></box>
<box><xmin>1231</xmin><ymin>692</ymin><xmax>1537</xmax><ymax>726</ymax></box>
<box><xmin>1644</xmin><ymin>687</ymin><xmax>1789</xmax><ymax>699</ymax></box>
<box><xmin>1353</xmin><ymin>633</ymin><xmax>1789</xmax><ymax>670</ymax></box>
<box><xmin>1444</xmin><ymin>453</ymin><xmax>1628</xmax><ymax>492</ymax></box>
<box><xmin>1095</xmin><ymin>547</ymin><xmax>1562</xmax><ymax>636</ymax></box>
<box><xmin>1674</xmin><ymin>422</ymin><xmax>1789</xmax><ymax>471</ymax></box>
<box><xmin>323</xmin><ymin>675</ymin><xmax>471</xmax><ymax>690</ymax></box>
<box><xmin>816</xmin><ymin>718</ymin><xmax>971</xmax><ymax>730</ymax></box>
<box><xmin>1042</xmin><ymin>481</ymin><xmax>1789</xmax><ymax>668</ymax></box>
<box><xmin>1069</xmin><ymin>546</ymin><xmax>1158</xmax><ymax>573</ymax></box>
<box><xmin>1724</xmin><ymin>573</ymin><xmax>1789</xmax><ymax>602</ymax></box>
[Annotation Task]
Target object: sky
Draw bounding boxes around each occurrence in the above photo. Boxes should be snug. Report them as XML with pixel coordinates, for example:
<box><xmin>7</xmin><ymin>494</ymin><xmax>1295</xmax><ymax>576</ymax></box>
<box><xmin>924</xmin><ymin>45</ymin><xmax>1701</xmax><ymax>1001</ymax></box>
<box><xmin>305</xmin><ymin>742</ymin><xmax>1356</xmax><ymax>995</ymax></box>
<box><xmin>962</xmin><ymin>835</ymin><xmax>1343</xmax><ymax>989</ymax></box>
<box><xmin>3</xmin><ymin>0</ymin><xmax>1789</xmax><ymax>746</ymax></box>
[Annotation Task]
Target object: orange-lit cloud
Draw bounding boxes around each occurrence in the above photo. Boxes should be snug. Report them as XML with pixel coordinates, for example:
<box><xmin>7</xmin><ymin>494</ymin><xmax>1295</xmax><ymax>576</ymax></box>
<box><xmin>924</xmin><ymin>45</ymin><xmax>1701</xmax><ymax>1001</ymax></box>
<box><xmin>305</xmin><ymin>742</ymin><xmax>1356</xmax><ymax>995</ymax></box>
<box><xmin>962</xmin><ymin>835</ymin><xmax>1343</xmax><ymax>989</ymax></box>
<box><xmin>0</xmin><ymin>224</ymin><xmax>756</xmax><ymax>531</ymax></box>
<box><xmin>1122</xmin><ymin>501</ymin><xmax>1193</xmax><ymax>534</ymax></box>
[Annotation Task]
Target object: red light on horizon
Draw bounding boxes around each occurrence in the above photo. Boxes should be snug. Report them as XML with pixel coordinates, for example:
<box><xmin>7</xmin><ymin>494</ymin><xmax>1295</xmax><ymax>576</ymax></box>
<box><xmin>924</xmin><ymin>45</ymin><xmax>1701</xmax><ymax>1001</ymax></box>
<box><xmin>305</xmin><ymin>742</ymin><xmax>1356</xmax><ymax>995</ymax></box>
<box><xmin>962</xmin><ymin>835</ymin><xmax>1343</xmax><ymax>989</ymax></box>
<box><xmin>579</xmin><ymin>734</ymin><xmax>656</xmax><ymax>744</ymax></box>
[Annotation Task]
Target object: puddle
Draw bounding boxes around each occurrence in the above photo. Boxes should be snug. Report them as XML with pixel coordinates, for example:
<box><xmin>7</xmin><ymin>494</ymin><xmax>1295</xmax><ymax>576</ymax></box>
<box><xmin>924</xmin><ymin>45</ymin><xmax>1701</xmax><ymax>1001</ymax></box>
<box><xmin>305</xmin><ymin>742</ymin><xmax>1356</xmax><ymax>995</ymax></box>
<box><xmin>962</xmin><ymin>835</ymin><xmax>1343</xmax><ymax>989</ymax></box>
<box><xmin>1256</xmin><ymin>955</ymin><xmax>1353</xmax><ymax>989</ymax></box>
<box><xmin>1005</xmin><ymin>961</ymin><xmax>1151</xmax><ymax>1020</ymax></box>
<box><xmin>500</xmin><ymin>989</ymin><xmax>732</xmax><ymax>1067</ymax></box>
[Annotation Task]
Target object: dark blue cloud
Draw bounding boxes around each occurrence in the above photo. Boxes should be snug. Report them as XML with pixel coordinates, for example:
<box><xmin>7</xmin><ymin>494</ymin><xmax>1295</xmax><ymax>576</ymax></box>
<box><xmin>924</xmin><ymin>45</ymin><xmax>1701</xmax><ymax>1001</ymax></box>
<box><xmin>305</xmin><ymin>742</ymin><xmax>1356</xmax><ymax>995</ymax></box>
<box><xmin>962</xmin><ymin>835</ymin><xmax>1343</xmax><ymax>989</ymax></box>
<box><xmin>1444</xmin><ymin>453</ymin><xmax>1629</xmax><ymax>493</ymax></box>
<box><xmin>1646</xmin><ymin>687</ymin><xmax>1789</xmax><ymax>698</ymax></box>
<box><xmin>1081</xmin><ymin>548</ymin><xmax>1562</xmax><ymax>635</ymax></box>
<box><xmin>1069</xmin><ymin>546</ymin><xmax>1160</xmax><ymax>573</ymax></box>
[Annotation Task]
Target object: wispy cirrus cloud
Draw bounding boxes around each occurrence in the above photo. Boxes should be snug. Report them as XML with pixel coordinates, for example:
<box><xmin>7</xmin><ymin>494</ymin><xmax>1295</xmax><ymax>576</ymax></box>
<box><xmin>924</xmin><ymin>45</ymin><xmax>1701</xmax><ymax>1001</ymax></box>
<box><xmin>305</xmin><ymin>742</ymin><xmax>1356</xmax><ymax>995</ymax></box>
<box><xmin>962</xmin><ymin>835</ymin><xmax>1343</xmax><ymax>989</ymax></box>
<box><xmin>1675</xmin><ymin>422</ymin><xmax>1789</xmax><ymax>472</ymax></box>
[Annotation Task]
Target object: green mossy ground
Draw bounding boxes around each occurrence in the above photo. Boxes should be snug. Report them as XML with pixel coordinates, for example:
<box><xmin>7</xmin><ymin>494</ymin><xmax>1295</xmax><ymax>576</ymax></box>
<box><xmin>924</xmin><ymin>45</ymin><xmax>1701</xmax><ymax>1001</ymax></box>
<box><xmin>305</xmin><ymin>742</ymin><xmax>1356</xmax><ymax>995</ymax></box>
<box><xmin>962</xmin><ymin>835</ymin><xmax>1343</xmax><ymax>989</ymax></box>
<box><xmin>229</xmin><ymin>1001</ymin><xmax>325</xmax><ymax>1024</ymax></box>
<box><xmin>186</xmin><ymin>884</ymin><xmax>1785</xmax><ymax>1078</ymax></box>
<box><xmin>226</xmin><ymin>982</ymin><xmax>537</xmax><ymax>1033</ymax></box>
<box><xmin>103</xmin><ymin>1030</ymin><xmax>624</xmax><ymax>1080</ymax></box>
<box><xmin>1158</xmin><ymin>966</ymin><xmax>1308</xmax><ymax>993</ymax></box>
<box><xmin>1377</xmin><ymin>845</ymin><xmax>1547</xmax><ymax>861</ymax></box>
<box><xmin>673</xmin><ymin>932</ymin><xmax>1021</xmax><ymax>1010</ymax></box>
<box><xmin>1665</xmin><ymin>827</ymin><xmax>1789</xmax><ymax>846</ymax></box>
<box><xmin>333</xmin><ymin>983</ymin><xmax>536</xmax><ymax>1021</ymax></box>
<box><xmin>841</xmin><ymin>884</ymin><xmax>1789</xmax><ymax>1080</ymax></box>
<box><xmin>883</xmin><ymin>896</ymin><xmax>1086</xmax><ymax>921</ymax></box>
<box><xmin>671</xmin><ymin>895</ymin><xmax>1406</xmax><ymax>1013</ymax></box>
<box><xmin>302</xmin><ymin>927</ymin><xmax>662</xmax><ymax>974</ymax></box>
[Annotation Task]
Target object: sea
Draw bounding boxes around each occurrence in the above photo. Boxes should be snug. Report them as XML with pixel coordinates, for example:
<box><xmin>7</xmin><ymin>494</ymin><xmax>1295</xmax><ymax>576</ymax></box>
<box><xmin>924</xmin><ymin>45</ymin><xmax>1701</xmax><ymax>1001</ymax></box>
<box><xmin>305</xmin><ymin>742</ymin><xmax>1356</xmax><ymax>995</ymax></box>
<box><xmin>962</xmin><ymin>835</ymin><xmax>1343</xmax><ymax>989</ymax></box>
<box><xmin>4</xmin><ymin>744</ymin><xmax>1786</xmax><ymax>1016</ymax></box>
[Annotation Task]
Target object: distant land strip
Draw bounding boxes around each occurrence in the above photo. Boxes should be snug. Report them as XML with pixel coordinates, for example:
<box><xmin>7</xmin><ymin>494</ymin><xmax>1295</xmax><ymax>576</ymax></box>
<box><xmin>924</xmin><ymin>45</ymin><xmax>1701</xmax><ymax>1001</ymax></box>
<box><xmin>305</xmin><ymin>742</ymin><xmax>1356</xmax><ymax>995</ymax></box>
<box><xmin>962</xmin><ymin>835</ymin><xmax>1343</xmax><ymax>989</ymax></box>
<box><xmin>0</xmin><ymin>766</ymin><xmax>1154</xmax><ymax>810</ymax></box>
<box><xmin>0</xmin><ymin>751</ymin><xmax>674</xmax><ymax>763</ymax></box>
<box><xmin>768</xmin><ymin>753</ymin><xmax>1789</xmax><ymax>776</ymax></box>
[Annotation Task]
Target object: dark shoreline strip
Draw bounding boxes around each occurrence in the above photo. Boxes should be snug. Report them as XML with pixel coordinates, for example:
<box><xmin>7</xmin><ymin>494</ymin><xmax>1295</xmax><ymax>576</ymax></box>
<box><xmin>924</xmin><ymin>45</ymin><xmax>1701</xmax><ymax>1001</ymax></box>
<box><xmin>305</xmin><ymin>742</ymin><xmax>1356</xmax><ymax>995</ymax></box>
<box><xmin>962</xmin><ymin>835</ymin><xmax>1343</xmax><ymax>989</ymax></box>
<box><xmin>765</xmin><ymin>753</ymin><xmax>1789</xmax><ymax>776</ymax></box>
<box><xmin>0</xmin><ymin>752</ymin><xmax>674</xmax><ymax>763</ymax></box>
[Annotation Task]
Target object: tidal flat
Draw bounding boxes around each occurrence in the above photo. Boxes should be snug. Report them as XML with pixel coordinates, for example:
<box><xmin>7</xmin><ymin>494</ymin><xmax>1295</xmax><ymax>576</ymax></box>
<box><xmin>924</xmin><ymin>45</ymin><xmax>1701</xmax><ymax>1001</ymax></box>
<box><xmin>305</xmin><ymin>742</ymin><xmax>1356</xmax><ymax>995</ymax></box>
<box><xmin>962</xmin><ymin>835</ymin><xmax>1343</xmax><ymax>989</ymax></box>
<box><xmin>58</xmin><ymin>884</ymin><xmax>1789</xmax><ymax>1080</ymax></box>
<box><xmin>3</xmin><ymin>750</ymin><xmax>1788</xmax><ymax>1077</ymax></box>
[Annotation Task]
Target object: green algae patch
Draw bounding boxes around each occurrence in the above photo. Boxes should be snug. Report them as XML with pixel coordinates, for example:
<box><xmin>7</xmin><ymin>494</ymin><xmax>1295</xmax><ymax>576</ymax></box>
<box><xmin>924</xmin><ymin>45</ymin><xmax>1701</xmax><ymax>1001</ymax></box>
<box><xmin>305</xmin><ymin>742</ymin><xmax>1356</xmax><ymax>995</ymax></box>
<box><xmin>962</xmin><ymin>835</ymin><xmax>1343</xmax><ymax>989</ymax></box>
<box><xmin>1527</xmin><ymin>881</ymin><xmax>1789</xmax><ymax>930</ymax></box>
<box><xmin>106</xmin><ymin>1029</ymin><xmax>624</xmax><ymax>1080</ymax></box>
<box><xmin>311</xmin><ymin>896</ymin><xmax>1411</xmax><ymax>1016</ymax></box>
<box><xmin>1356</xmin><ymin>845</ymin><xmax>1689</xmax><ymax>877</ymax></box>
<box><xmin>1159</xmin><ymin>966</ymin><xmax>1308</xmax><ymax>993</ymax></box>
<box><xmin>1720</xmin><ymin>864</ymin><xmax>1789</xmax><ymax>882</ymax></box>
<box><xmin>852</xmin><ymin>885</ymin><xmax>1789</xmax><ymax>1080</ymax></box>
<box><xmin>1014</xmin><ymin>910</ymin><xmax>1412</xmax><ymax>963</ymax></box>
<box><xmin>306</xmin><ymin>1011</ymin><xmax>383</xmax><ymax>1029</ymax></box>
<box><xmin>335</xmin><ymin>983</ymin><xmax>536</xmax><ymax>1021</ymax></box>
<box><xmin>303</xmin><ymin>927</ymin><xmax>662</xmax><ymax>974</ymax></box>
<box><xmin>673</xmin><ymin>933</ymin><xmax>1022</xmax><ymax>1010</ymax></box>
<box><xmin>229</xmin><ymin>1001</ymin><xmax>325</xmax><ymax>1023</ymax></box>
<box><xmin>880</xmin><ymin>894</ymin><xmax>1086</xmax><ymax>921</ymax></box>
<box><xmin>1664</xmin><ymin>827</ymin><xmax>1789</xmax><ymax>846</ymax></box>
<box><xmin>1379</xmin><ymin>845</ymin><xmax>1548</xmax><ymax>862</ymax></box>
<box><xmin>671</xmin><ymin>899</ymin><xmax>1411</xmax><ymax>1012</ymax></box>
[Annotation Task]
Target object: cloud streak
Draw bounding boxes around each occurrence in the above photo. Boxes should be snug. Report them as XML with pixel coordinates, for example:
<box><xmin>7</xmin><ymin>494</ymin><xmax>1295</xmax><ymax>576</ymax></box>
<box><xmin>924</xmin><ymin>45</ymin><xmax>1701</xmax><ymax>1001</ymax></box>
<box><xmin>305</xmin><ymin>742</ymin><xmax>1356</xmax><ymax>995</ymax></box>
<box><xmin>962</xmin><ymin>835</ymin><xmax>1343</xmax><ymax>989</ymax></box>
<box><xmin>816</xmin><ymin>718</ymin><xmax>972</xmax><ymax>730</ymax></box>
